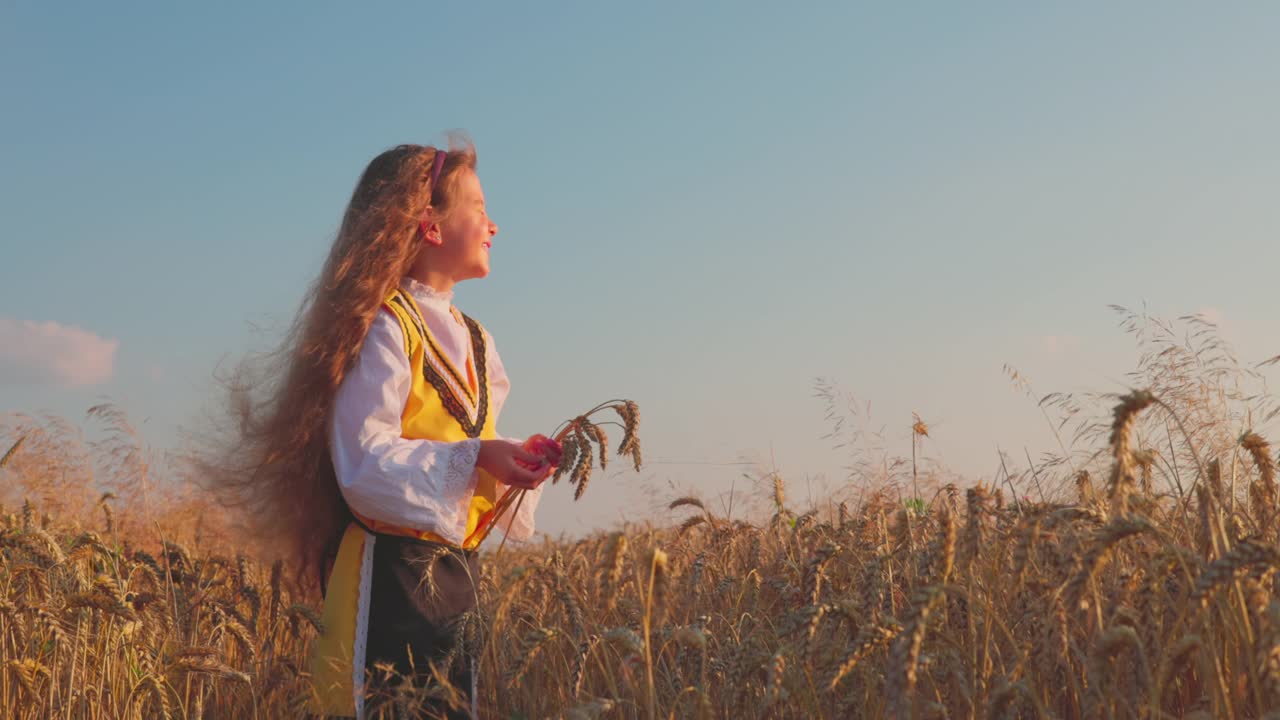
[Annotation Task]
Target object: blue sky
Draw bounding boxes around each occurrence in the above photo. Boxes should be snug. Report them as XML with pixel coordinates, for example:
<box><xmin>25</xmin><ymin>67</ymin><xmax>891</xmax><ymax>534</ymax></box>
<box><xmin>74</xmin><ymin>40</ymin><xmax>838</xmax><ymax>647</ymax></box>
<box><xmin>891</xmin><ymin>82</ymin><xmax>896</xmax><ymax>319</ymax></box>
<box><xmin>2</xmin><ymin>3</ymin><xmax>1278</xmax><ymax>537</ymax></box>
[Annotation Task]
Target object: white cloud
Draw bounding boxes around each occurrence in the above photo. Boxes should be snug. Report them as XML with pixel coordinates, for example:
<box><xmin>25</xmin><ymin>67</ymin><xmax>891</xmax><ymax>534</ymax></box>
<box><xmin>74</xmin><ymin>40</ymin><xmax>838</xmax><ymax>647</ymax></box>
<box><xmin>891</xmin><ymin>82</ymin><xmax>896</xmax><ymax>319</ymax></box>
<box><xmin>0</xmin><ymin>317</ymin><xmax>118</xmax><ymax>388</ymax></box>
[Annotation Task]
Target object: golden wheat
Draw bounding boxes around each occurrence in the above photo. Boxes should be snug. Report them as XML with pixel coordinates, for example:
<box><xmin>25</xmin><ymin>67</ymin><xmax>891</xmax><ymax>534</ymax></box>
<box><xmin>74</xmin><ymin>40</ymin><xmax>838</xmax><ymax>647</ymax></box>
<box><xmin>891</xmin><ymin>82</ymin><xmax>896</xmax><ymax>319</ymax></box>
<box><xmin>8</xmin><ymin>361</ymin><xmax>1280</xmax><ymax>717</ymax></box>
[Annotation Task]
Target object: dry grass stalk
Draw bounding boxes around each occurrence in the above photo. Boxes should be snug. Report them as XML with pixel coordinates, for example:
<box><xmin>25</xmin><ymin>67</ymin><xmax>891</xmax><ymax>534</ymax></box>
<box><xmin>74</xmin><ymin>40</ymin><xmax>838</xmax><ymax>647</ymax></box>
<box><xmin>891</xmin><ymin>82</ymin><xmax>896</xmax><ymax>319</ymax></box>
<box><xmin>887</xmin><ymin>586</ymin><xmax>944</xmax><ymax>720</ymax></box>
<box><xmin>569</xmin><ymin>634</ymin><xmax>600</xmax><ymax>697</ymax></box>
<box><xmin>1066</xmin><ymin>514</ymin><xmax>1155</xmax><ymax>611</ymax></box>
<box><xmin>1242</xmin><ymin>431</ymin><xmax>1278</xmax><ymax>529</ymax></box>
<box><xmin>1192</xmin><ymin>539</ymin><xmax>1280</xmax><ymax>607</ymax></box>
<box><xmin>962</xmin><ymin>484</ymin><xmax>990</xmax><ymax>574</ymax></box>
<box><xmin>648</xmin><ymin>548</ymin><xmax>669</xmax><ymax>628</ymax></box>
<box><xmin>937</xmin><ymin>505</ymin><xmax>956</xmax><ymax>585</ymax></box>
<box><xmin>127</xmin><ymin>674</ymin><xmax>174</xmax><ymax>720</ymax></box>
<box><xmin>552</xmin><ymin>563</ymin><xmax>587</xmax><ymax>640</ymax></box>
<box><xmin>602</xmin><ymin>532</ymin><xmax>627</xmax><ymax>611</ymax></box>
<box><xmin>1157</xmin><ymin>634</ymin><xmax>1203</xmax><ymax>699</ymax></box>
<box><xmin>0</xmin><ymin>435</ymin><xmax>27</xmax><ymax>469</ymax></box>
<box><xmin>507</xmin><ymin>627</ymin><xmax>558</xmax><ymax>687</ymax></box>
<box><xmin>678</xmin><ymin>515</ymin><xmax>706</xmax><ymax>536</ymax></box>
<box><xmin>1197</xmin><ymin>474</ymin><xmax>1225</xmax><ymax>561</ymax></box>
<box><xmin>829</xmin><ymin>622</ymin><xmax>899</xmax><ymax>689</ymax></box>
<box><xmin>764</xmin><ymin>650</ymin><xmax>786</xmax><ymax>706</ymax></box>
<box><xmin>1107</xmin><ymin>390</ymin><xmax>1157</xmax><ymax>517</ymax></box>
<box><xmin>669</xmin><ymin>496</ymin><xmax>705</xmax><ymax>513</ymax></box>
<box><xmin>1089</xmin><ymin>625</ymin><xmax>1152</xmax><ymax>702</ymax></box>
<box><xmin>1258</xmin><ymin>601</ymin><xmax>1280</xmax><ymax>707</ymax></box>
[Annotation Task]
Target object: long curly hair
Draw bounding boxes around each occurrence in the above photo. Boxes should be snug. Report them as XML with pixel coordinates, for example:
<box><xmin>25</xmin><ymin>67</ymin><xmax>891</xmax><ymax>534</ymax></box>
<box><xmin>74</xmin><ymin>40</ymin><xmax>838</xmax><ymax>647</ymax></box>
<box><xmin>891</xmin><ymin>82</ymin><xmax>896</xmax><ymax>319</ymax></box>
<box><xmin>204</xmin><ymin>140</ymin><xmax>478</xmax><ymax>593</ymax></box>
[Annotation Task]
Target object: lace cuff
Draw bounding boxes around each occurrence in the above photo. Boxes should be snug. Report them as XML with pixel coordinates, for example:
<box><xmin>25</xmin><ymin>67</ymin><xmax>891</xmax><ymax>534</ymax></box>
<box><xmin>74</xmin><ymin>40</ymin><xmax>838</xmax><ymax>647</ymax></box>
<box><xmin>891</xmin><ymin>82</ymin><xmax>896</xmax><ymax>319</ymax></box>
<box><xmin>444</xmin><ymin>438</ymin><xmax>481</xmax><ymax>495</ymax></box>
<box><xmin>415</xmin><ymin>438</ymin><xmax>480</xmax><ymax>546</ymax></box>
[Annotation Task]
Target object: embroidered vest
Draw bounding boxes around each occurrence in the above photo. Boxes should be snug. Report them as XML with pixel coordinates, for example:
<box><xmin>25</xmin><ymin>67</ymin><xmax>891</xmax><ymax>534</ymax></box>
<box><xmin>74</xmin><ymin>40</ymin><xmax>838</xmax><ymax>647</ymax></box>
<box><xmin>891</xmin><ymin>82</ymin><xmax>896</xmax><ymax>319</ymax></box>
<box><xmin>351</xmin><ymin>287</ymin><xmax>498</xmax><ymax>549</ymax></box>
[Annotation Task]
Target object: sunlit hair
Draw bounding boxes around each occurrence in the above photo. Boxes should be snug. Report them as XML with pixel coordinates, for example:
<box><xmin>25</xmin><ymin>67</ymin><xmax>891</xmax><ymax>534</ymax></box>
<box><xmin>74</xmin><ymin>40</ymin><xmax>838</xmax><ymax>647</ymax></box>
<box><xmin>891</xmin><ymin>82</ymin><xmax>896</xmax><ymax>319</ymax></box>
<box><xmin>202</xmin><ymin>138</ymin><xmax>478</xmax><ymax>592</ymax></box>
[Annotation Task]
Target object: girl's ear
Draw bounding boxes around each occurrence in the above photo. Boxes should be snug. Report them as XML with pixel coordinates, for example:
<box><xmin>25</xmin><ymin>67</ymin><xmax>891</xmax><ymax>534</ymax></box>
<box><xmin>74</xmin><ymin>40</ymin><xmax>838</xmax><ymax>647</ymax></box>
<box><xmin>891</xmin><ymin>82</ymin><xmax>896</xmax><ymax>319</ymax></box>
<box><xmin>419</xmin><ymin>218</ymin><xmax>444</xmax><ymax>246</ymax></box>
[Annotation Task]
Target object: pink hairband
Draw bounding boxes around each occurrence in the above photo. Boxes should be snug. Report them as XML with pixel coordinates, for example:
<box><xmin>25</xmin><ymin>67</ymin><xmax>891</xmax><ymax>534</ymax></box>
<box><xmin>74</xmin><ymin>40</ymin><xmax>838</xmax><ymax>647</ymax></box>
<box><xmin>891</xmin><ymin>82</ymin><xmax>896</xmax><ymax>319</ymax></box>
<box><xmin>430</xmin><ymin>150</ymin><xmax>447</xmax><ymax>188</ymax></box>
<box><xmin>419</xmin><ymin>150</ymin><xmax>447</xmax><ymax>238</ymax></box>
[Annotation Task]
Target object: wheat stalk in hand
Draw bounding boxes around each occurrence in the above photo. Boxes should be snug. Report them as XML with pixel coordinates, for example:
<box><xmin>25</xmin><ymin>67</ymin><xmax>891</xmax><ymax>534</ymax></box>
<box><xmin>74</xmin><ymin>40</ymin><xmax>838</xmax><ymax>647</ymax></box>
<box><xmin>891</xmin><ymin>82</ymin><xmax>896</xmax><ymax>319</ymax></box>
<box><xmin>467</xmin><ymin>400</ymin><xmax>642</xmax><ymax>551</ymax></box>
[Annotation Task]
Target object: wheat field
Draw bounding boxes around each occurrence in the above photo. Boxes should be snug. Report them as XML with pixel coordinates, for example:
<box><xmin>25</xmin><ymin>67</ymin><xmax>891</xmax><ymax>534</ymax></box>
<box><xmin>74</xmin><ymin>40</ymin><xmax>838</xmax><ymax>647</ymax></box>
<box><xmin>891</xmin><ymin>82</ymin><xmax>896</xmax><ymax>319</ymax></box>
<box><xmin>4</xmin><ymin>310</ymin><xmax>1280</xmax><ymax>719</ymax></box>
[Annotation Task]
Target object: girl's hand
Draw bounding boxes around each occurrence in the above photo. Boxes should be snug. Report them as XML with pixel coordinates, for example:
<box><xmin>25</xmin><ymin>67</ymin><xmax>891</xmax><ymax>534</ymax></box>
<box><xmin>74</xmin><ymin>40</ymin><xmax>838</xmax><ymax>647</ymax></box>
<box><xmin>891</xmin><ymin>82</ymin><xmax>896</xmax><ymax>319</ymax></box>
<box><xmin>477</xmin><ymin>440</ymin><xmax>548</xmax><ymax>490</ymax></box>
<box><xmin>522</xmin><ymin>434</ymin><xmax>564</xmax><ymax>469</ymax></box>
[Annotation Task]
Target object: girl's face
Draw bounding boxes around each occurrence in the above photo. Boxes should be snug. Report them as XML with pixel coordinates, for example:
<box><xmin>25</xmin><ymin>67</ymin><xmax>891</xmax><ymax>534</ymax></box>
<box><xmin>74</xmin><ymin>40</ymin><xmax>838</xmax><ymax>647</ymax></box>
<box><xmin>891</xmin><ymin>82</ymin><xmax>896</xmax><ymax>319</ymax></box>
<box><xmin>433</xmin><ymin>169</ymin><xmax>498</xmax><ymax>282</ymax></box>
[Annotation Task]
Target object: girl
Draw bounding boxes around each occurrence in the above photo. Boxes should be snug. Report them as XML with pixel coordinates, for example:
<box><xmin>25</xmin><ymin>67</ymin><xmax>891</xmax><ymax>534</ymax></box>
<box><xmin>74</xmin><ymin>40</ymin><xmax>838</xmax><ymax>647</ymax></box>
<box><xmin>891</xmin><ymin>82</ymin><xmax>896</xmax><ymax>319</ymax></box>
<box><xmin>214</xmin><ymin>140</ymin><xmax>560</xmax><ymax>719</ymax></box>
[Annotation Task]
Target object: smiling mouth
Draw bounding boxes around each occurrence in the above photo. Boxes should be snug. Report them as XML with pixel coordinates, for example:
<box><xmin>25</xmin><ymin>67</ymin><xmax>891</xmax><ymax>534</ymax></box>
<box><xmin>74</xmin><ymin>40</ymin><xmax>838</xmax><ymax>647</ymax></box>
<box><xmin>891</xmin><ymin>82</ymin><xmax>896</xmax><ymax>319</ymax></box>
<box><xmin>482</xmin><ymin>242</ymin><xmax>492</xmax><ymax>250</ymax></box>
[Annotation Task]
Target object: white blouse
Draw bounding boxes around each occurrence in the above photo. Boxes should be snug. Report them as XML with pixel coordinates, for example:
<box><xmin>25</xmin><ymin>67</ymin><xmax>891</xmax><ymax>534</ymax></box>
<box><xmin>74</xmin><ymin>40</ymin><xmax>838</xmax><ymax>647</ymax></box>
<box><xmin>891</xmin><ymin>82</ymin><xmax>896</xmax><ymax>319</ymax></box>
<box><xmin>328</xmin><ymin>277</ymin><xmax>543</xmax><ymax>546</ymax></box>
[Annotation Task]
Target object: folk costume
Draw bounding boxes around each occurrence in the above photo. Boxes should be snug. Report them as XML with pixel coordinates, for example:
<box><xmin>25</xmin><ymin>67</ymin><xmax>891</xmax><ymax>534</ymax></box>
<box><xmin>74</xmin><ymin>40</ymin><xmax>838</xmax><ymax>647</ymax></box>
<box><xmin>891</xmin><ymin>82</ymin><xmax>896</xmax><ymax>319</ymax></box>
<box><xmin>310</xmin><ymin>277</ymin><xmax>542</xmax><ymax>718</ymax></box>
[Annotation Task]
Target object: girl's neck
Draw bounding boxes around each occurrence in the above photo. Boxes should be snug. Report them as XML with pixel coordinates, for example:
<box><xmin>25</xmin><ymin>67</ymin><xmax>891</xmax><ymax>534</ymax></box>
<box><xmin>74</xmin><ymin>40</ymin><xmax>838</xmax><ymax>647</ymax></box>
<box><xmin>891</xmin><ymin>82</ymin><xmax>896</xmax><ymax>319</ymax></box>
<box><xmin>407</xmin><ymin>267</ymin><xmax>457</xmax><ymax>295</ymax></box>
